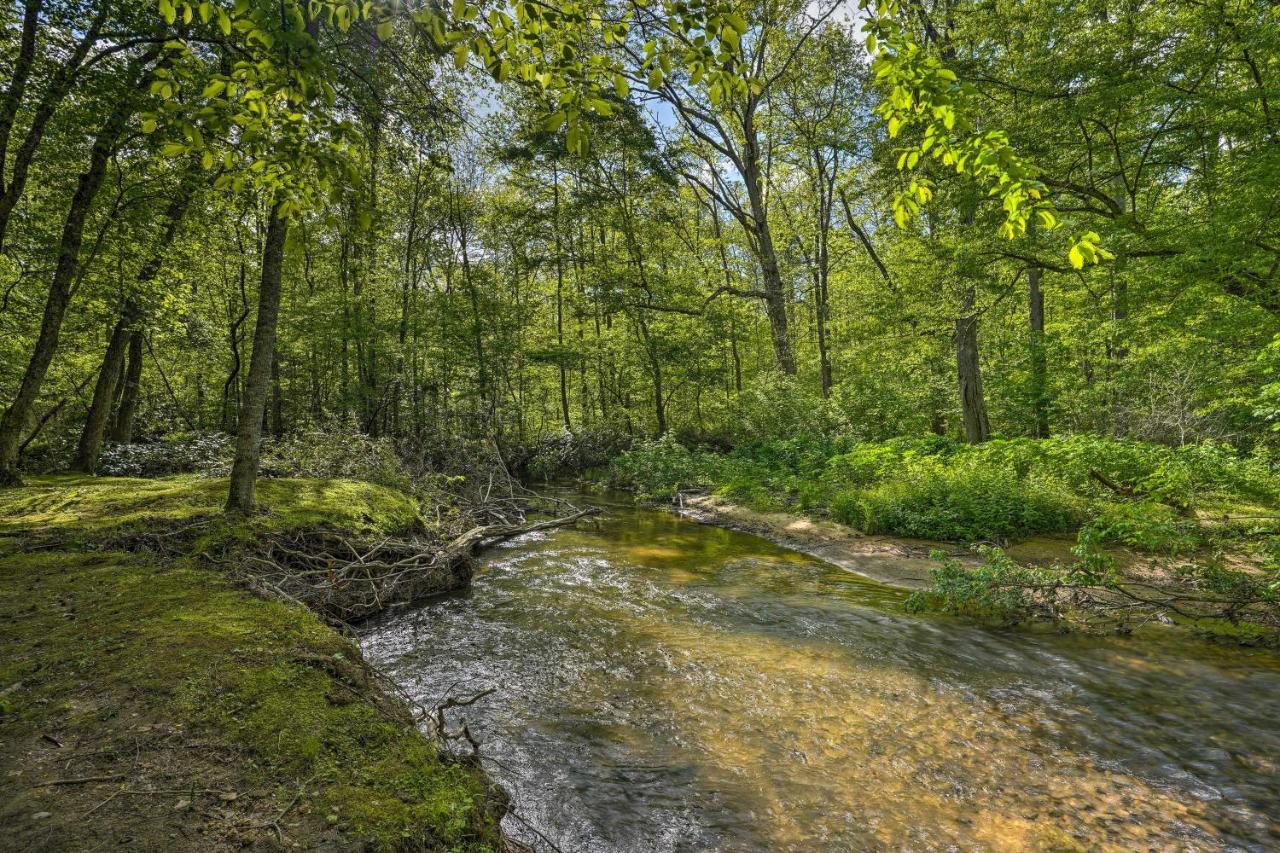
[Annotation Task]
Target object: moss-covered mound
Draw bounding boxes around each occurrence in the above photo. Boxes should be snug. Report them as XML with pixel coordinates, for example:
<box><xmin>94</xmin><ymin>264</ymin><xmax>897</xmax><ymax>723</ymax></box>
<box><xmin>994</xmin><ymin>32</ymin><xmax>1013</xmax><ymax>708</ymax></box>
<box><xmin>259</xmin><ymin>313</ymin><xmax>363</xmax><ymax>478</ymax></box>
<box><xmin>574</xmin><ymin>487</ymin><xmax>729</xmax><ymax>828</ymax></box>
<box><xmin>1</xmin><ymin>473</ymin><xmax>425</xmax><ymax>543</ymax></box>
<box><xmin>0</xmin><ymin>475</ymin><xmax>504</xmax><ymax>851</ymax></box>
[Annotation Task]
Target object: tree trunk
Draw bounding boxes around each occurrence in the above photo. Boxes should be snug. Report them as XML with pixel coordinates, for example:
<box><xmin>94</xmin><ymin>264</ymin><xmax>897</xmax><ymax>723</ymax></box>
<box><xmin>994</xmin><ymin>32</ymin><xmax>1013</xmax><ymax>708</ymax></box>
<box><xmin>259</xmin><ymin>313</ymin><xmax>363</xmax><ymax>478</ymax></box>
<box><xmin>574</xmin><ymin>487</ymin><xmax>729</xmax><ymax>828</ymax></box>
<box><xmin>77</xmin><ymin>171</ymin><xmax>195</xmax><ymax>468</ymax></box>
<box><xmin>553</xmin><ymin>174</ymin><xmax>571</xmax><ymax>430</ymax></box>
<box><xmin>636</xmin><ymin>315</ymin><xmax>666</xmax><ymax>436</ymax></box>
<box><xmin>814</xmin><ymin>215</ymin><xmax>833</xmax><ymax>398</ymax></box>
<box><xmin>955</xmin><ymin>289</ymin><xmax>991</xmax><ymax>444</ymax></box>
<box><xmin>710</xmin><ymin>203</ymin><xmax>745</xmax><ymax>393</ymax></box>
<box><xmin>0</xmin><ymin>51</ymin><xmax>156</xmax><ymax>484</ymax></box>
<box><xmin>1028</xmin><ymin>266</ymin><xmax>1050</xmax><ymax>438</ymax></box>
<box><xmin>109</xmin><ymin>330</ymin><xmax>143</xmax><ymax>444</ymax></box>
<box><xmin>226</xmin><ymin>201</ymin><xmax>288</xmax><ymax>514</ymax></box>
<box><xmin>72</xmin><ymin>309</ymin><xmax>134</xmax><ymax>472</ymax></box>
<box><xmin>0</xmin><ymin>5</ymin><xmax>109</xmax><ymax>254</ymax></box>
<box><xmin>741</xmin><ymin>114</ymin><xmax>795</xmax><ymax>375</ymax></box>
<box><xmin>0</xmin><ymin>0</ymin><xmax>43</xmax><ymax>185</ymax></box>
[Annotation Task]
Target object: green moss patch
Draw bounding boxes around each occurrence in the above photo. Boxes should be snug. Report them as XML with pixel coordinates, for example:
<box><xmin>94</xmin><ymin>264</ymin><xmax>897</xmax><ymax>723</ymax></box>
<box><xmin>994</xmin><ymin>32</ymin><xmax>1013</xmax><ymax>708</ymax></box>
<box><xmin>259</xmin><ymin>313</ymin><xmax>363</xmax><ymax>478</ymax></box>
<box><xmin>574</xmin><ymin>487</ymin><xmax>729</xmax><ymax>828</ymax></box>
<box><xmin>0</xmin><ymin>476</ymin><xmax>502</xmax><ymax>850</ymax></box>
<box><xmin>0</xmin><ymin>474</ymin><xmax>424</xmax><ymax>544</ymax></box>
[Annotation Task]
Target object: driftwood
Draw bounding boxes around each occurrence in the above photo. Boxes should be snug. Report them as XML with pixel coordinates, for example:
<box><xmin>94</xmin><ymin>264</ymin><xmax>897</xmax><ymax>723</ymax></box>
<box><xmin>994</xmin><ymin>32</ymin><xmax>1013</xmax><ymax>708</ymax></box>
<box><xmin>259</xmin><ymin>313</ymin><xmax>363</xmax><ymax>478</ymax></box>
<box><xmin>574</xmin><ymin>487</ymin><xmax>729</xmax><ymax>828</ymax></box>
<box><xmin>229</xmin><ymin>505</ymin><xmax>602</xmax><ymax>624</ymax></box>
<box><xmin>443</xmin><ymin>506</ymin><xmax>602</xmax><ymax>558</ymax></box>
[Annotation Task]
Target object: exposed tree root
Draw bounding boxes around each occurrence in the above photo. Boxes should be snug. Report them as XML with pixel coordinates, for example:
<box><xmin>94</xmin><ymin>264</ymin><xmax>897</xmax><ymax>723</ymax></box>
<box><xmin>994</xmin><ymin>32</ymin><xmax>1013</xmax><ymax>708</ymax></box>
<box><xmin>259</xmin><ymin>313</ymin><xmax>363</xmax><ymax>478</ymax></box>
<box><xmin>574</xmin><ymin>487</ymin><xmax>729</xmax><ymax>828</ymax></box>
<box><xmin>220</xmin><ymin>503</ymin><xmax>602</xmax><ymax>624</ymax></box>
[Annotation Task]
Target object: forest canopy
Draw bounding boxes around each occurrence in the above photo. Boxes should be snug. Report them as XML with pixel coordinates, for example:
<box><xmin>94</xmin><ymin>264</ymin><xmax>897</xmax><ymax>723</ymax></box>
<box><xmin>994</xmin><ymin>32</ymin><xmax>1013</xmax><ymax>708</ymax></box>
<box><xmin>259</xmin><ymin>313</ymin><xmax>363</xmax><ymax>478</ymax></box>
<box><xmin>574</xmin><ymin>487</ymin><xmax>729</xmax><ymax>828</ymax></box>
<box><xmin>1</xmin><ymin>0</ymin><xmax>1279</xmax><ymax>505</ymax></box>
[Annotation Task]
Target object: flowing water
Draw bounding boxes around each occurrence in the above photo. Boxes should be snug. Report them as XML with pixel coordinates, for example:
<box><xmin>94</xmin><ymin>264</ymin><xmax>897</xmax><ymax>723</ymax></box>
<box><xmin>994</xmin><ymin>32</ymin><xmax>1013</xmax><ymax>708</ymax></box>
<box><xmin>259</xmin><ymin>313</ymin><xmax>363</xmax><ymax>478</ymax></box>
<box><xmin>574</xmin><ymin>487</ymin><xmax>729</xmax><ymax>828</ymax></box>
<box><xmin>361</xmin><ymin>495</ymin><xmax>1280</xmax><ymax>852</ymax></box>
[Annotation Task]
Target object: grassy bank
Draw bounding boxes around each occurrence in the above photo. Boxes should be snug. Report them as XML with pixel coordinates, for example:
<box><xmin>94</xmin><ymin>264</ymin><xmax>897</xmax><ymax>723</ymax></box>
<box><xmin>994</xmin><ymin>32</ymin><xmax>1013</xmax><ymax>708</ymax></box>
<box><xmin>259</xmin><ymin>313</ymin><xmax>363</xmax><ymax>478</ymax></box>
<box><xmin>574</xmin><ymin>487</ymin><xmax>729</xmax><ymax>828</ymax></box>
<box><xmin>607</xmin><ymin>435</ymin><xmax>1280</xmax><ymax>638</ymax></box>
<box><xmin>0</xmin><ymin>475</ymin><xmax>505</xmax><ymax>851</ymax></box>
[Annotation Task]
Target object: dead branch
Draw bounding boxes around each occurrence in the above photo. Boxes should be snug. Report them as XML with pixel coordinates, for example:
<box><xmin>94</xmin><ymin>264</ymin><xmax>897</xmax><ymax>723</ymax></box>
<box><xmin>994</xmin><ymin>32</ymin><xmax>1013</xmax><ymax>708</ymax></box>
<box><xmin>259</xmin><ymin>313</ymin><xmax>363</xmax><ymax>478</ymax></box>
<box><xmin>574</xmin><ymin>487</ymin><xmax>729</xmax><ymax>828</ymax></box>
<box><xmin>1089</xmin><ymin>469</ymin><xmax>1137</xmax><ymax>498</ymax></box>
<box><xmin>221</xmin><ymin>505</ymin><xmax>601</xmax><ymax>624</ymax></box>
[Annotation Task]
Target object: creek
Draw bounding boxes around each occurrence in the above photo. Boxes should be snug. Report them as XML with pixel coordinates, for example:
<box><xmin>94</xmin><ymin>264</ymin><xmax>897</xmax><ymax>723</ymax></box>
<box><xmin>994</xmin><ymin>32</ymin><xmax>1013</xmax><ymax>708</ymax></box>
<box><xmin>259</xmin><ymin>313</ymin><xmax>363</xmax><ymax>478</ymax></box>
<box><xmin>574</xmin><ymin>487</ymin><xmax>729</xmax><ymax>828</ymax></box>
<box><xmin>361</xmin><ymin>494</ymin><xmax>1280</xmax><ymax>851</ymax></box>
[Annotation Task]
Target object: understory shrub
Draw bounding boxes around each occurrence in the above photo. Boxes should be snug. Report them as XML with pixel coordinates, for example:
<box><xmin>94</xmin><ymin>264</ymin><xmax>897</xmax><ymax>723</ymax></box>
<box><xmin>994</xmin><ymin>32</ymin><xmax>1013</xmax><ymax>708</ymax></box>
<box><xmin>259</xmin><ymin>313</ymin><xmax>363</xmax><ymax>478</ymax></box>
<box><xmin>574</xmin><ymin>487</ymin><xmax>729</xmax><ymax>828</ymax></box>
<box><xmin>1086</xmin><ymin>501</ymin><xmax>1200</xmax><ymax>555</ymax></box>
<box><xmin>842</xmin><ymin>458</ymin><xmax>1079</xmax><ymax>541</ymax></box>
<box><xmin>904</xmin><ymin>548</ymin><xmax>1061</xmax><ymax>624</ymax></box>
<box><xmin>608</xmin><ymin>433</ymin><xmax>1279</xmax><ymax>545</ymax></box>
<box><xmin>259</xmin><ymin>421</ymin><xmax>410</xmax><ymax>491</ymax></box>
<box><xmin>606</xmin><ymin>435</ymin><xmax>713</xmax><ymax>500</ymax></box>
<box><xmin>524</xmin><ymin>425</ymin><xmax>632</xmax><ymax>480</ymax></box>
<box><xmin>97</xmin><ymin>432</ymin><xmax>234</xmax><ymax>477</ymax></box>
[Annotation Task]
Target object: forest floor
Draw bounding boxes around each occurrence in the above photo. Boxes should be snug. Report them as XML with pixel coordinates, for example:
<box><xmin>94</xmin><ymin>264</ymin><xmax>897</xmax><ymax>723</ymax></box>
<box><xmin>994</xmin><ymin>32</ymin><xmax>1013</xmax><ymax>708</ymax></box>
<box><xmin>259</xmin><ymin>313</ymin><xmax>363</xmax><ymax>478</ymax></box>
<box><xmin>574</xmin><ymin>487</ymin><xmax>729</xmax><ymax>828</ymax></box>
<box><xmin>0</xmin><ymin>475</ymin><xmax>507</xmax><ymax>852</ymax></box>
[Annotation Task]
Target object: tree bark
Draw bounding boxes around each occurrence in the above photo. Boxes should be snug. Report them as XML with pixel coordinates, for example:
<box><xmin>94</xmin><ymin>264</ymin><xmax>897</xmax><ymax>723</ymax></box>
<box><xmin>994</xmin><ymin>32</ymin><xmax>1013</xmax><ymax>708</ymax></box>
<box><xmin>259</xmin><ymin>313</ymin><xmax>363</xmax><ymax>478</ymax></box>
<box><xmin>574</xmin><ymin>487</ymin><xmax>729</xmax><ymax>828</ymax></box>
<box><xmin>1028</xmin><ymin>266</ymin><xmax>1050</xmax><ymax>438</ymax></box>
<box><xmin>955</xmin><ymin>289</ymin><xmax>991</xmax><ymax>444</ymax></box>
<box><xmin>741</xmin><ymin>126</ymin><xmax>795</xmax><ymax>375</ymax></box>
<box><xmin>109</xmin><ymin>330</ymin><xmax>143</xmax><ymax>444</ymax></box>
<box><xmin>226</xmin><ymin>201</ymin><xmax>289</xmax><ymax>514</ymax></box>
<box><xmin>0</xmin><ymin>50</ymin><xmax>157</xmax><ymax>484</ymax></box>
<box><xmin>72</xmin><ymin>308</ymin><xmax>134</xmax><ymax>472</ymax></box>
<box><xmin>76</xmin><ymin>173</ymin><xmax>196</xmax><ymax>468</ymax></box>
<box><xmin>0</xmin><ymin>0</ymin><xmax>43</xmax><ymax>186</ymax></box>
<box><xmin>0</xmin><ymin>5</ymin><xmax>110</xmax><ymax>254</ymax></box>
<box><xmin>552</xmin><ymin>173</ymin><xmax>571</xmax><ymax>430</ymax></box>
<box><xmin>812</xmin><ymin>150</ymin><xmax>835</xmax><ymax>398</ymax></box>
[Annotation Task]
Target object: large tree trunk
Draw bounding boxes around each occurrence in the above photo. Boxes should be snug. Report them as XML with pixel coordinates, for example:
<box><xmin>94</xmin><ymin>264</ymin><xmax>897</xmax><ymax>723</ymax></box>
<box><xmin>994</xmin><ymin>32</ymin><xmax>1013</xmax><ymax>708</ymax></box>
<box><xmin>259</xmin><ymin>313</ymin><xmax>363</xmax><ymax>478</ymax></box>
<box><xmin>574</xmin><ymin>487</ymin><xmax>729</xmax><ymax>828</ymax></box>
<box><xmin>741</xmin><ymin>115</ymin><xmax>795</xmax><ymax>376</ymax></box>
<box><xmin>72</xmin><ymin>309</ymin><xmax>134</xmax><ymax>472</ymax></box>
<box><xmin>552</xmin><ymin>174</ymin><xmax>571</xmax><ymax>430</ymax></box>
<box><xmin>75</xmin><ymin>175</ymin><xmax>195</xmax><ymax>469</ymax></box>
<box><xmin>635</xmin><ymin>315</ymin><xmax>666</xmax><ymax>436</ymax></box>
<box><xmin>0</xmin><ymin>51</ymin><xmax>156</xmax><ymax>484</ymax></box>
<box><xmin>226</xmin><ymin>201</ymin><xmax>289</xmax><ymax>514</ymax></box>
<box><xmin>0</xmin><ymin>4</ymin><xmax>109</xmax><ymax>254</ymax></box>
<box><xmin>0</xmin><ymin>0</ymin><xmax>43</xmax><ymax>184</ymax></box>
<box><xmin>810</xmin><ymin>149</ymin><xmax>837</xmax><ymax>398</ymax></box>
<box><xmin>814</xmin><ymin>206</ymin><xmax>833</xmax><ymax>397</ymax></box>
<box><xmin>1028</xmin><ymin>266</ymin><xmax>1050</xmax><ymax>438</ymax></box>
<box><xmin>109</xmin><ymin>330</ymin><xmax>143</xmax><ymax>444</ymax></box>
<box><xmin>955</xmin><ymin>289</ymin><xmax>991</xmax><ymax>444</ymax></box>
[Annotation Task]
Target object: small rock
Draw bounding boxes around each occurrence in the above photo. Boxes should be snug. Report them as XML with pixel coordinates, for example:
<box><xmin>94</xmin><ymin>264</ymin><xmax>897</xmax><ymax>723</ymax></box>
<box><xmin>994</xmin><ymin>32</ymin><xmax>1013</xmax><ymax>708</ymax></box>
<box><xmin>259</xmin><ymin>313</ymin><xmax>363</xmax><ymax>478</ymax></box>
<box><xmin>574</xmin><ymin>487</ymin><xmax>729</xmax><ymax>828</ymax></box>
<box><xmin>219</xmin><ymin>791</ymin><xmax>238</xmax><ymax>802</ymax></box>
<box><xmin>32</xmin><ymin>812</ymin><xmax>52</xmax><ymax>820</ymax></box>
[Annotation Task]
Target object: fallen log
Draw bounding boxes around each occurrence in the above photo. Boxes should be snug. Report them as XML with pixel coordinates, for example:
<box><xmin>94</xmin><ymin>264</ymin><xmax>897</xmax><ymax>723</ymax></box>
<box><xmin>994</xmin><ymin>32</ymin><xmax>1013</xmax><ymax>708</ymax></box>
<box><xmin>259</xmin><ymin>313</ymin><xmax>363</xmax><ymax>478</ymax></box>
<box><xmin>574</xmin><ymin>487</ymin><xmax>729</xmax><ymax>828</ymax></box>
<box><xmin>443</xmin><ymin>506</ymin><xmax>603</xmax><ymax>559</ymax></box>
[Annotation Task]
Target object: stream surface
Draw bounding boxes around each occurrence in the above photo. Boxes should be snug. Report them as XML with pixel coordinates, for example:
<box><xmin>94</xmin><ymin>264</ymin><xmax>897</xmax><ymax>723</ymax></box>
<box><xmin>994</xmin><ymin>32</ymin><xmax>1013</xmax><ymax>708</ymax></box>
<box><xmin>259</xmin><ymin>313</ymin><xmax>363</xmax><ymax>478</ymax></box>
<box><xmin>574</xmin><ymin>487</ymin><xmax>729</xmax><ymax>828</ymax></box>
<box><xmin>361</xmin><ymin>494</ymin><xmax>1280</xmax><ymax>851</ymax></box>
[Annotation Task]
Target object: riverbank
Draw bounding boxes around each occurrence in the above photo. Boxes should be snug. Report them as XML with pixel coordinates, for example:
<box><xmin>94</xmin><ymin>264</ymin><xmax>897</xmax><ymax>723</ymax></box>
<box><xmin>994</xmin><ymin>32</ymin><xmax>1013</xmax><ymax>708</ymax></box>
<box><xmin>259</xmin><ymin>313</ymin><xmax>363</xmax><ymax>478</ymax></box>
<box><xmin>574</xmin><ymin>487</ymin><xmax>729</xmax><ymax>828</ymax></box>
<box><xmin>604</xmin><ymin>436</ymin><xmax>1280</xmax><ymax>642</ymax></box>
<box><xmin>0</xmin><ymin>475</ymin><xmax>507</xmax><ymax>851</ymax></box>
<box><xmin>675</xmin><ymin>491</ymin><xmax>957</xmax><ymax>589</ymax></box>
<box><xmin>672</xmin><ymin>489</ymin><xmax>1279</xmax><ymax>645</ymax></box>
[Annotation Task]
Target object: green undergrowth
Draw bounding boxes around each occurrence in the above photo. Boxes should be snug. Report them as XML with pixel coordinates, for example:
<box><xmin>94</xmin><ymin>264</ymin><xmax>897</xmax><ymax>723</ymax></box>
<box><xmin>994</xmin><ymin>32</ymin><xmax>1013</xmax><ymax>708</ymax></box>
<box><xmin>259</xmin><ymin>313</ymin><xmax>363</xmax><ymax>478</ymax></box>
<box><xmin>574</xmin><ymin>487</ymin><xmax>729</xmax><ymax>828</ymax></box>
<box><xmin>902</xmin><ymin>542</ymin><xmax>1279</xmax><ymax>644</ymax></box>
<box><xmin>607</xmin><ymin>434</ymin><xmax>1280</xmax><ymax>545</ymax></box>
<box><xmin>0</xmin><ymin>475</ymin><xmax>503</xmax><ymax>849</ymax></box>
<box><xmin>607</xmin><ymin>435</ymin><xmax>1280</xmax><ymax>638</ymax></box>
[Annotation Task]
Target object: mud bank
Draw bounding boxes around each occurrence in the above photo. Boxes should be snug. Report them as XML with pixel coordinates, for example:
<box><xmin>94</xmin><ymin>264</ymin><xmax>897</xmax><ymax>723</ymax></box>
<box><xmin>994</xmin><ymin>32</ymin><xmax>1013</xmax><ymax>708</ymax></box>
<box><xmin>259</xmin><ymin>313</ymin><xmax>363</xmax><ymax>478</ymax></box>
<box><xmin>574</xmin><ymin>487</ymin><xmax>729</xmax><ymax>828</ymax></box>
<box><xmin>673</xmin><ymin>491</ymin><xmax>970</xmax><ymax>589</ymax></box>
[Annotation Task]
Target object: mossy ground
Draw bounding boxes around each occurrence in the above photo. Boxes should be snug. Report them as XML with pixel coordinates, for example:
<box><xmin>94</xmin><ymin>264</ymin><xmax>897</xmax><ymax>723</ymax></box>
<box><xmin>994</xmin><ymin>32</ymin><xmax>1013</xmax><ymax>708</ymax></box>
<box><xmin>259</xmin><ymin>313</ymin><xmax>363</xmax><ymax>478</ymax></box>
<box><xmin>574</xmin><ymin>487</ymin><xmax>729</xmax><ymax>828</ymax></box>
<box><xmin>0</xmin><ymin>475</ymin><xmax>504</xmax><ymax>851</ymax></box>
